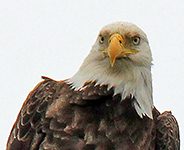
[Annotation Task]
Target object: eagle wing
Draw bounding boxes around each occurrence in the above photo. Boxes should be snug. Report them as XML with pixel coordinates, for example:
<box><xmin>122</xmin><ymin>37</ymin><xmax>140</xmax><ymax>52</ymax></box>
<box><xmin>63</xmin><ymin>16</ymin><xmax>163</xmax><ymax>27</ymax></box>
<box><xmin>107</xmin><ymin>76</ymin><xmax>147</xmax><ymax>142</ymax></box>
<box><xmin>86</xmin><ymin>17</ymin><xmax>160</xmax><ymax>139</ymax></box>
<box><xmin>6</xmin><ymin>77</ymin><xmax>114</xmax><ymax>150</ymax></box>
<box><xmin>156</xmin><ymin>111</ymin><xmax>180</xmax><ymax>150</ymax></box>
<box><xmin>6</xmin><ymin>77</ymin><xmax>61</xmax><ymax>150</ymax></box>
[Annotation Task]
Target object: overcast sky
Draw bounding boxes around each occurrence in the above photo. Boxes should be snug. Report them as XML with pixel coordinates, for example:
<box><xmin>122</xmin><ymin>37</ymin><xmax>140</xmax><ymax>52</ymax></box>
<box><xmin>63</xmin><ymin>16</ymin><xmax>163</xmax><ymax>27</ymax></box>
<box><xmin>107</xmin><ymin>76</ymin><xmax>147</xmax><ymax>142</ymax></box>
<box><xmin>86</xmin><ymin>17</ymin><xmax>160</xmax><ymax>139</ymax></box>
<box><xmin>1</xmin><ymin>0</ymin><xmax>184</xmax><ymax>149</ymax></box>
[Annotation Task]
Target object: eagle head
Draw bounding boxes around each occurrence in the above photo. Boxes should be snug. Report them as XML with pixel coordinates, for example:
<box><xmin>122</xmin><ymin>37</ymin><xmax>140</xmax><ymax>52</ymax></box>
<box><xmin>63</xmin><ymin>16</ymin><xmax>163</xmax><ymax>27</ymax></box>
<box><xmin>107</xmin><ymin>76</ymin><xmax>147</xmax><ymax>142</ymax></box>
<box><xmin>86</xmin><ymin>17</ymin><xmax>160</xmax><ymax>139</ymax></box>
<box><xmin>68</xmin><ymin>21</ymin><xmax>153</xmax><ymax>119</ymax></box>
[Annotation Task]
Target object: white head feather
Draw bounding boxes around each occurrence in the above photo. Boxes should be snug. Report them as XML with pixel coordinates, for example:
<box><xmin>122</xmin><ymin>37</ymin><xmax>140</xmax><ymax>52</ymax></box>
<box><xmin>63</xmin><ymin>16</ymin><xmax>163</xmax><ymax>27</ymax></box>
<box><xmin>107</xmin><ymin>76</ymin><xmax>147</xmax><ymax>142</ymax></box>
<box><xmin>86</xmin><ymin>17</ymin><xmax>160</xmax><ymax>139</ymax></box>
<box><xmin>67</xmin><ymin>21</ymin><xmax>153</xmax><ymax>119</ymax></box>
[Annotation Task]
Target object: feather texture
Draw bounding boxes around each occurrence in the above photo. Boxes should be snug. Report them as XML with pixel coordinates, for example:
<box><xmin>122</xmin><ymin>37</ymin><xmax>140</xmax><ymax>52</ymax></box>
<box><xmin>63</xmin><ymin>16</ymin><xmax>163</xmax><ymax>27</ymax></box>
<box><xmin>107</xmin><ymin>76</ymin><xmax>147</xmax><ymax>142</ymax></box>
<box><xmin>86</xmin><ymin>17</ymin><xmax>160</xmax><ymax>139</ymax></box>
<box><xmin>6</xmin><ymin>77</ymin><xmax>180</xmax><ymax>150</ymax></box>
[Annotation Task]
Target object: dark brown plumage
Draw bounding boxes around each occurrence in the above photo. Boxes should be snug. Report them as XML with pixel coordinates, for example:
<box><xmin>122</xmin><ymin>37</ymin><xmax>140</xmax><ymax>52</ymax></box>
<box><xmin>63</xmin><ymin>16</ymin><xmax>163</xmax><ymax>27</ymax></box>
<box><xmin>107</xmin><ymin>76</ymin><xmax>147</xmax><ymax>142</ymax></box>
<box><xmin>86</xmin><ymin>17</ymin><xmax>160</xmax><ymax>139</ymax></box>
<box><xmin>6</xmin><ymin>77</ymin><xmax>180</xmax><ymax>150</ymax></box>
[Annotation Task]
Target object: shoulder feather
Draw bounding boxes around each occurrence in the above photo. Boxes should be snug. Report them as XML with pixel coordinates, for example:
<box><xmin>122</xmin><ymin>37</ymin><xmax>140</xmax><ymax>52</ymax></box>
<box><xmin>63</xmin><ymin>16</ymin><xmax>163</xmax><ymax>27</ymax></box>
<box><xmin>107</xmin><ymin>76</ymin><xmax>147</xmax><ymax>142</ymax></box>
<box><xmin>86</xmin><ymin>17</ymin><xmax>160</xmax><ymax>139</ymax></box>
<box><xmin>156</xmin><ymin>111</ymin><xmax>180</xmax><ymax>150</ymax></box>
<box><xmin>6</xmin><ymin>77</ymin><xmax>60</xmax><ymax>150</ymax></box>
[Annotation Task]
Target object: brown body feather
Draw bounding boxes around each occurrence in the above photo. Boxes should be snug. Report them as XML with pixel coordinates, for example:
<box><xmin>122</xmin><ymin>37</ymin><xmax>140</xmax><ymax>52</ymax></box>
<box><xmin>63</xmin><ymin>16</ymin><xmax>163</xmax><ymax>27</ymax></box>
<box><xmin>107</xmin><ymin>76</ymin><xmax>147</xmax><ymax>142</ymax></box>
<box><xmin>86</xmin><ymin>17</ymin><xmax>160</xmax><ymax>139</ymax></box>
<box><xmin>6</xmin><ymin>77</ymin><xmax>180</xmax><ymax>150</ymax></box>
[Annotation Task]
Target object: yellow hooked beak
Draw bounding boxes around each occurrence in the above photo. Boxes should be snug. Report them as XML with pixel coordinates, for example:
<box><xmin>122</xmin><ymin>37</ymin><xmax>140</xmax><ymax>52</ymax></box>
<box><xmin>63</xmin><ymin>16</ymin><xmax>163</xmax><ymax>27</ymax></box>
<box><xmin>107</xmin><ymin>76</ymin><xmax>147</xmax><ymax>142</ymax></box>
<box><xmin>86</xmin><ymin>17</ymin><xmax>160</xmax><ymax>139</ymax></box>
<box><xmin>107</xmin><ymin>34</ymin><xmax>139</xmax><ymax>67</ymax></box>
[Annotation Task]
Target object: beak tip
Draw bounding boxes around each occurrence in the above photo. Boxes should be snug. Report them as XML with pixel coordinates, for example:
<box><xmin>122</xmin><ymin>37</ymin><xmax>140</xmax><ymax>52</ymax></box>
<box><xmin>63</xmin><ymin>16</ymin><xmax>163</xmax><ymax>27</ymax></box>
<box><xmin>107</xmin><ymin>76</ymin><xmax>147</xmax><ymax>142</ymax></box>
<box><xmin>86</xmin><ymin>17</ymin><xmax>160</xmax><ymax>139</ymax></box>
<box><xmin>110</xmin><ymin>59</ymin><xmax>115</xmax><ymax>67</ymax></box>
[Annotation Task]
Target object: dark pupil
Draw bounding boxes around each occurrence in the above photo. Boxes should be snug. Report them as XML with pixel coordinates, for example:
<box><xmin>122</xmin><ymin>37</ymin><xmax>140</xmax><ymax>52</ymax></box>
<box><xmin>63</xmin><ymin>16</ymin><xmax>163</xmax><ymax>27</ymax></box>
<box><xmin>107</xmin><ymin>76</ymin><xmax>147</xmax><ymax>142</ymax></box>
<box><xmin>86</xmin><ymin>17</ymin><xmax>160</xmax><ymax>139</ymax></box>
<box><xmin>101</xmin><ymin>36</ymin><xmax>104</xmax><ymax>42</ymax></box>
<box><xmin>134</xmin><ymin>38</ymin><xmax>138</xmax><ymax>43</ymax></box>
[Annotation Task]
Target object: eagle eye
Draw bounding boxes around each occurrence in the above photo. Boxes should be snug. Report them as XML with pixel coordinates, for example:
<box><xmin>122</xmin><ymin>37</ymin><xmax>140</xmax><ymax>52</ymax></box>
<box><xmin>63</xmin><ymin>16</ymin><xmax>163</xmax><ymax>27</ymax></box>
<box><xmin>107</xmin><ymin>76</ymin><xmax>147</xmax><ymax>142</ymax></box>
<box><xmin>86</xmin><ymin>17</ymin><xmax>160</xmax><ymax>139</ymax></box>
<box><xmin>99</xmin><ymin>35</ymin><xmax>105</xmax><ymax>44</ymax></box>
<box><xmin>132</xmin><ymin>36</ymin><xmax>140</xmax><ymax>45</ymax></box>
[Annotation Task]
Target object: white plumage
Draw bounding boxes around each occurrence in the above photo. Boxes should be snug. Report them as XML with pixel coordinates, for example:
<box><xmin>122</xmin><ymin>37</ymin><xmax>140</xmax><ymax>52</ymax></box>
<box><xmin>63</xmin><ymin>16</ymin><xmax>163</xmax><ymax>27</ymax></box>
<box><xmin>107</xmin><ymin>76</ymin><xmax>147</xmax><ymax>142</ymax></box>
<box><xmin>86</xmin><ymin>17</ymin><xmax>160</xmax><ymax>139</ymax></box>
<box><xmin>68</xmin><ymin>21</ymin><xmax>153</xmax><ymax>118</ymax></box>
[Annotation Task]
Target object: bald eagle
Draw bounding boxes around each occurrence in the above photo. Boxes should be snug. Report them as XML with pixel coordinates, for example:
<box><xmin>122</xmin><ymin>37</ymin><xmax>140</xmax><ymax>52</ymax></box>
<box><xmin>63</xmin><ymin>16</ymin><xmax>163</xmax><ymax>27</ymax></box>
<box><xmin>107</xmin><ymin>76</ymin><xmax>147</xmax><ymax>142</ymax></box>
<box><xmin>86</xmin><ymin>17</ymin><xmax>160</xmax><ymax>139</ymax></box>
<box><xmin>7</xmin><ymin>22</ymin><xmax>179</xmax><ymax>150</ymax></box>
